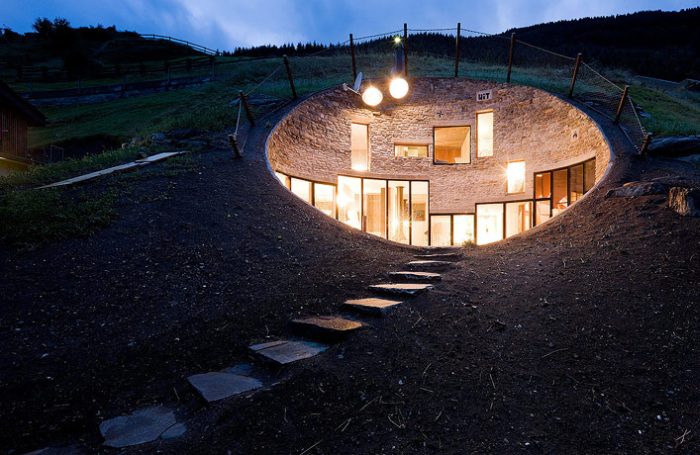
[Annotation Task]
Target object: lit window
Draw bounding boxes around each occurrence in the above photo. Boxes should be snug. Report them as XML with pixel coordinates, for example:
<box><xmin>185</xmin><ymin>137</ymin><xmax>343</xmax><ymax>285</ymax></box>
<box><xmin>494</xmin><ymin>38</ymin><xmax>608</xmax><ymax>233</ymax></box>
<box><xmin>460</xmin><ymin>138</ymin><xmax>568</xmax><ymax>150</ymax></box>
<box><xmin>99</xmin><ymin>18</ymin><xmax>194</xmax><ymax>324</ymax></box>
<box><xmin>534</xmin><ymin>172</ymin><xmax>551</xmax><ymax>199</ymax></box>
<box><xmin>505</xmin><ymin>201</ymin><xmax>532</xmax><ymax>237</ymax></box>
<box><xmin>430</xmin><ymin>215</ymin><xmax>452</xmax><ymax>247</ymax></box>
<box><xmin>453</xmin><ymin>214</ymin><xmax>475</xmax><ymax>245</ymax></box>
<box><xmin>395</xmin><ymin>144</ymin><xmax>428</xmax><ymax>158</ymax></box>
<box><xmin>363</xmin><ymin>179</ymin><xmax>387</xmax><ymax>238</ymax></box>
<box><xmin>313</xmin><ymin>182</ymin><xmax>336</xmax><ymax>217</ymax></box>
<box><xmin>569</xmin><ymin>164</ymin><xmax>584</xmax><ymax>203</ymax></box>
<box><xmin>476</xmin><ymin>111</ymin><xmax>493</xmax><ymax>157</ymax></box>
<box><xmin>506</xmin><ymin>161</ymin><xmax>525</xmax><ymax>194</ymax></box>
<box><xmin>411</xmin><ymin>181</ymin><xmax>429</xmax><ymax>246</ymax></box>
<box><xmin>337</xmin><ymin>176</ymin><xmax>362</xmax><ymax>229</ymax></box>
<box><xmin>434</xmin><ymin>126</ymin><xmax>470</xmax><ymax>164</ymax></box>
<box><xmin>476</xmin><ymin>203</ymin><xmax>504</xmax><ymax>245</ymax></box>
<box><xmin>388</xmin><ymin>181</ymin><xmax>410</xmax><ymax>244</ymax></box>
<box><xmin>290</xmin><ymin>178</ymin><xmax>312</xmax><ymax>204</ymax></box>
<box><xmin>552</xmin><ymin>169</ymin><xmax>568</xmax><ymax>215</ymax></box>
<box><xmin>535</xmin><ymin>200</ymin><xmax>551</xmax><ymax>226</ymax></box>
<box><xmin>275</xmin><ymin>172</ymin><xmax>290</xmax><ymax>189</ymax></box>
<box><xmin>351</xmin><ymin>123</ymin><xmax>369</xmax><ymax>171</ymax></box>
<box><xmin>583</xmin><ymin>159</ymin><xmax>596</xmax><ymax>193</ymax></box>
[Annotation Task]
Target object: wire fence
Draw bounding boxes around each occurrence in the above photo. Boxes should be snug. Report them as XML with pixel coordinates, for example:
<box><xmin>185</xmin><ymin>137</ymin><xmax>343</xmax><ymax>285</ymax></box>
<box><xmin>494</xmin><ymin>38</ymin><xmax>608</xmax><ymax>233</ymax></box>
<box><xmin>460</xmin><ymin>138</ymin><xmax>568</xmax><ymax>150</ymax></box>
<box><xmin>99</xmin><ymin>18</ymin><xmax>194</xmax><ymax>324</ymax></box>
<box><xmin>5</xmin><ymin>25</ymin><xmax>650</xmax><ymax>153</ymax></box>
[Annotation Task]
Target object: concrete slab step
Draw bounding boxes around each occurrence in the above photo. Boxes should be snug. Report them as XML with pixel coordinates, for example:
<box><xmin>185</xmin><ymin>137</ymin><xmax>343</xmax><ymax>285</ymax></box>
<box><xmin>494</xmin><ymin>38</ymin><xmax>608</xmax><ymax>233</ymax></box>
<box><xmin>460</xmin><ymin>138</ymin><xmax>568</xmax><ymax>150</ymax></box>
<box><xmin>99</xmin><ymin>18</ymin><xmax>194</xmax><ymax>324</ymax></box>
<box><xmin>388</xmin><ymin>271</ymin><xmax>441</xmax><ymax>281</ymax></box>
<box><xmin>100</xmin><ymin>406</ymin><xmax>177</xmax><ymax>448</ymax></box>
<box><xmin>187</xmin><ymin>371</ymin><xmax>262</xmax><ymax>403</ymax></box>
<box><xmin>291</xmin><ymin>315</ymin><xmax>363</xmax><ymax>340</ymax></box>
<box><xmin>414</xmin><ymin>252</ymin><xmax>462</xmax><ymax>260</ymax></box>
<box><xmin>249</xmin><ymin>339</ymin><xmax>328</xmax><ymax>365</ymax></box>
<box><xmin>343</xmin><ymin>297</ymin><xmax>403</xmax><ymax>315</ymax></box>
<box><xmin>369</xmin><ymin>283</ymin><xmax>433</xmax><ymax>296</ymax></box>
<box><xmin>406</xmin><ymin>260</ymin><xmax>453</xmax><ymax>268</ymax></box>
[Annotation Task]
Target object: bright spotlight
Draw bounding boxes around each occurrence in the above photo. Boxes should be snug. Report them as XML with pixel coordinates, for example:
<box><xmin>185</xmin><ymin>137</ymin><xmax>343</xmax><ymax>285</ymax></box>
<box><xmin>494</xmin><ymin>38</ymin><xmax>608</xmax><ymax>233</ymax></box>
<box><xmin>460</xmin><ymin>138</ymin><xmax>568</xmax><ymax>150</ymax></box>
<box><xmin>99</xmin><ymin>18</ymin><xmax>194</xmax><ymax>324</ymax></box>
<box><xmin>389</xmin><ymin>77</ymin><xmax>409</xmax><ymax>99</ymax></box>
<box><xmin>362</xmin><ymin>86</ymin><xmax>383</xmax><ymax>106</ymax></box>
<box><xmin>393</xmin><ymin>36</ymin><xmax>402</xmax><ymax>45</ymax></box>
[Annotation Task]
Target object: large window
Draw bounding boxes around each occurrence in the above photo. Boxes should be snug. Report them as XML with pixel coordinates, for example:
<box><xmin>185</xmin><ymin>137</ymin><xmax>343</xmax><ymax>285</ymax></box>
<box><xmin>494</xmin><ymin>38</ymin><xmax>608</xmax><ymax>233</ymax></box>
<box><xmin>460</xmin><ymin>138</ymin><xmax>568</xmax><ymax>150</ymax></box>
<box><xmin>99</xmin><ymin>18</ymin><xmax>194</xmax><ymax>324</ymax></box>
<box><xmin>505</xmin><ymin>201</ymin><xmax>532</xmax><ymax>237</ymax></box>
<box><xmin>313</xmin><ymin>182</ymin><xmax>336</xmax><ymax>217</ymax></box>
<box><xmin>430</xmin><ymin>214</ymin><xmax>475</xmax><ymax>246</ymax></box>
<box><xmin>411</xmin><ymin>181</ymin><xmax>429</xmax><ymax>246</ymax></box>
<box><xmin>506</xmin><ymin>161</ymin><xmax>526</xmax><ymax>194</ymax></box>
<box><xmin>388</xmin><ymin>181</ymin><xmax>410</xmax><ymax>244</ymax></box>
<box><xmin>569</xmin><ymin>164</ymin><xmax>584</xmax><ymax>203</ymax></box>
<box><xmin>395</xmin><ymin>144</ymin><xmax>428</xmax><ymax>158</ymax></box>
<box><xmin>476</xmin><ymin>203</ymin><xmax>504</xmax><ymax>245</ymax></box>
<box><xmin>476</xmin><ymin>111</ymin><xmax>494</xmax><ymax>157</ymax></box>
<box><xmin>275</xmin><ymin>172</ymin><xmax>291</xmax><ymax>189</ymax></box>
<box><xmin>338</xmin><ymin>176</ymin><xmax>362</xmax><ymax>229</ymax></box>
<box><xmin>290</xmin><ymin>178</ymin><xmax>312</xmax><ymax>204</ymax></box>
<box><xmin>363</xmin><ymin>179</ymin><xmax>387</xmax><ymax>238</ymax></box>
<box><xmin>434</xmin><ymin>126</ymin><xmax>470</xmax><ymax>164</ymax></box>
<box><xmin>533</xmin><ymin>158</ymin><xmax>595</xmax><ymax>225</ymax></box>
<box><xmin>552</xmin><ymin>169</ymin><xmax>568</xmax><ymax>215</ymax></box>
<box><xmin>583</xmin><ymin>159</ymin><xmax>596</xmax><ymax>193</ymax></box>
<box><xmin>351</xmin><ymin>123</ymin><xmax>369</xmax><ymax>171</ymax></box>
<box><xmin>430</xmin><ymin>215</ymin><xmax>452</xmax><ymax>247</ymax></box>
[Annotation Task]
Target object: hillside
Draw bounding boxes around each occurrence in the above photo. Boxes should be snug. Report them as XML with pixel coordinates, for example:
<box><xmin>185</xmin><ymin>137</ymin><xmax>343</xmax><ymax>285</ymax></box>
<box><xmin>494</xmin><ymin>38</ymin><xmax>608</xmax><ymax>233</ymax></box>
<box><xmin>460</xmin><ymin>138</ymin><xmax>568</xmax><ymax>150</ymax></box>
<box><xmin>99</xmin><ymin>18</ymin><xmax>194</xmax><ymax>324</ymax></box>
<box><xmin>0</xmin><ymin>20</ymin><xmax>205</xmax><ymax>80</ymax></box>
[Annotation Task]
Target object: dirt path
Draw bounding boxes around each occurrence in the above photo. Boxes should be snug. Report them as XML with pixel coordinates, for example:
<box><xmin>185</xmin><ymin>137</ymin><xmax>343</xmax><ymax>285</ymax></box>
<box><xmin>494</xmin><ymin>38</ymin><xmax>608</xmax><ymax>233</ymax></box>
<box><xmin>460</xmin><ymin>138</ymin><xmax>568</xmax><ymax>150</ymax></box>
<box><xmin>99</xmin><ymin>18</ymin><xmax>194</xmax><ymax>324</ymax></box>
<box><xmin>1</xmin><ymin>102</ymin><xmax>699</xmax><ymax>454</ymax></box>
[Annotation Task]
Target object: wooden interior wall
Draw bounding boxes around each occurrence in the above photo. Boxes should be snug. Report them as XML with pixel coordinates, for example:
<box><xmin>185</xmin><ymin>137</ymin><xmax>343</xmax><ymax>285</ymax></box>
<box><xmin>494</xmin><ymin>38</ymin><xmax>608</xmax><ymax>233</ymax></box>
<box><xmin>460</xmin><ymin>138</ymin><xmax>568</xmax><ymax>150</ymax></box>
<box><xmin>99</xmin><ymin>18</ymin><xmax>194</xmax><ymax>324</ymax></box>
<box><xmin>0</xmin><ymin>106</ymin><xmax>29</xmax><ymax>159</ymax></box>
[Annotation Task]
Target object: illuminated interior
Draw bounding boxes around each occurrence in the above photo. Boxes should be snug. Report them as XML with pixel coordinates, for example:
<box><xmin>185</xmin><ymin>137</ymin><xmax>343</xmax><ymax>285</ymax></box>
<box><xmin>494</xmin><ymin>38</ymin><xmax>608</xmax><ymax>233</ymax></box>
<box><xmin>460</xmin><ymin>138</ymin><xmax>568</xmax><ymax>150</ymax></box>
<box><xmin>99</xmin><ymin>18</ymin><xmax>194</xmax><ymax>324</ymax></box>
<box><xmin>269</xmin><ymin>78</ymin><xmax>607</xmax><ymax>247</ymax></box>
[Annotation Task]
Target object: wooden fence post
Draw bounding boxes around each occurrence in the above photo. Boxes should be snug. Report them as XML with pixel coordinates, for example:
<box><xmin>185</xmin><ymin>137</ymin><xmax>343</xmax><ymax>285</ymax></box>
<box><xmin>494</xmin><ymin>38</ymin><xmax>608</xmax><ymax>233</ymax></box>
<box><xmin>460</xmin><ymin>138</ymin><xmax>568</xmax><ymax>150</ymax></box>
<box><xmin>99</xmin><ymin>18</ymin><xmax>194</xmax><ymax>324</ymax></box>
<box><xmin>228</xmin><ymin>134</ymin><xmax>242</xmax><ymax>158</ymax></box>
<box><xmin>454</xmin><ymin>23</ymin><xmax>461</xmax><ymax>78</ymax></box>
<box><xmin>283</xmin><ymin>55</ymin><xmax>298</xmax><ymax>100</ymax></box>
<box><xmin>350</xmin><ymin>33</ymin><xmax>357</xmax><ymax>81</ymax></box>
<box><xmin>568</xmin><ymin>53</ymin><xmax>582</xmax><ymax>98</ymax></box>
<box><xmin>403</xmin><ymin>23</ymin><xmax>408</xmax><ymax>77</ymax></box>
<box><xmin>614</xmin><ymin>85</ymin><xmax>629</xmax><ymax>124</ymax></box>
<box><xmin>506</xmin><ymin>32</ymin><xmax>515</xmax><ymax>83</ymax></box>
<box><xmin>640</xmin><ymin>133</ymin><xmax>652</xmax><ymax>156</ymax></box>
<box><xmin>239</xmin><ymin>90</ymin><xmax>255</xmax><ymax>126</ymax></box>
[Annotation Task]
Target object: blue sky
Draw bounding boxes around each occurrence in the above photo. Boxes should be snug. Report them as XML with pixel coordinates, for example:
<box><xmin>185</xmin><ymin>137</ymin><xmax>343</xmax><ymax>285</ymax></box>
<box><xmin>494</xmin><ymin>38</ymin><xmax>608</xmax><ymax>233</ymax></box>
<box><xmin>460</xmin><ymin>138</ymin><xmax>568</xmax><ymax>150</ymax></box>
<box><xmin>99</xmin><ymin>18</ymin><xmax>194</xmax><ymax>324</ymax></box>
<box><xmin>2</xmin><ymin>0</ymin><xmax>699</xmax><ymax>50</ymax></box>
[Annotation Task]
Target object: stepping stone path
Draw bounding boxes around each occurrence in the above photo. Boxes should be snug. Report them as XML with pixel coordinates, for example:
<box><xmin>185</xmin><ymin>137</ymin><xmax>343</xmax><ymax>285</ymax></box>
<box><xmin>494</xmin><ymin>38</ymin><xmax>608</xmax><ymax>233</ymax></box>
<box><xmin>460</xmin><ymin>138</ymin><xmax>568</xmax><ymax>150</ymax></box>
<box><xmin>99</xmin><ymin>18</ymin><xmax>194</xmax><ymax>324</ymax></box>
<box><xmin>414</xmin><ymin>252</ymin><xmax>461</xmax><ymax>260</ymax></box>
<box><xmin>100</xmin><ymin>406</ymin><xmax>181</xmax><ymax>448</ymax></box>
<box><xmin>389</xmin><ymin>271</ymin><xmax>442</xmax><ymax>281</ymax></box>
<box><xmin>187</xmin><ymin>371</ymin><xmax>263</xmax><ymax>402</ymax></box>
<box><xmin>406</xmin><ymin>260</ymin><xmax>453</xmax><ymax>268</ymax></box>
<box><xmin>291</xmin><ymin>315</ymin><xmax>363</xmax><ymax>340</ymax></box>
<box><xmin>343</xmin><ymin>297</ymin><xmax>403</xmax><ymax>315</ymax></box>
<box><xmin>249</xmin><ymin>340</ymin><xmax>328</xmax><ymax>365</ymax></box>
<box><xmin>369</xmin><ymin>283</ymin><xmax>433</xmax><ymax>296</ymax></box>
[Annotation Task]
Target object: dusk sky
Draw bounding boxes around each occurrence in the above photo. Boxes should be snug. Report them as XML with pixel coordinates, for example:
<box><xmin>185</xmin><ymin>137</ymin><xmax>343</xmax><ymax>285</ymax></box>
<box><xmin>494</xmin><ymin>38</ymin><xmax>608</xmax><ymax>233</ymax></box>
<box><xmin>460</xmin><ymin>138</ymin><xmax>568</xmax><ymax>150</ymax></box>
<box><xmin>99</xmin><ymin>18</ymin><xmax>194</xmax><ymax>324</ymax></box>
<box><xmin>3</xmin><ymin>0</ymin><xmax>699</xmax><ymax>50</ymax></box>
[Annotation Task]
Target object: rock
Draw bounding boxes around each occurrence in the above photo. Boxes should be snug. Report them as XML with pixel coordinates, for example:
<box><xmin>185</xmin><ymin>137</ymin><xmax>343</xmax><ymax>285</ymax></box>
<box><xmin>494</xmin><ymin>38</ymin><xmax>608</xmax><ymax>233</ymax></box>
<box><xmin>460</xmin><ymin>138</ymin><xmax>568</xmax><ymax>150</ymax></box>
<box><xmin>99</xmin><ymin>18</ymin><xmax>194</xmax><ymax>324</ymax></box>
<box><xmin>647</xmin><ymin>135</ymin><xmax>700</xmax><ymax>157</ymax></box>
<box><xmin>343</xmin><ymin>297</ymin><xmax>403</xmax><ymax>315</ymax></box>
<box><xmin>100</xmin><ymin>406</ymin><xmax>176</xmax><ymax>448</ymax></box>
<box><xmin>160</xmin><ymin>423</ymin><xmax>187</xmax><ymax>440</ymax></box>
<box><xmin>388</xmin><ymin>271</ymin><xmax>442</xmax><ymax>281</ymax></box>
<box><xmin>150</xmin><ymin>132</ymin><xmax>168</xmax><ymax>144</ymax></box>
<box><xmin>249</xmin><ymin>340</ymin><xmax>328</xmax><ymax>365</ymax></box>
<box><xmin>369</xmin><ymin>283</ymin><xmax>433</xmax><ymax>296</ymax></box>
<box><xmin>668</xmin><ymin>187</ymin><xmax>700</xmax><ymax>216</ymax></box>
<box><xmin>187</xmin><ymin>372</ymin><xmax>262</xmax><ymax>402</ymax></box>
<box><xmin>605</xmin><ymin>181</ymin><xmax>667</xmax><ymax>198</ymax></box>
<box><xmin>291</xmin><ymin>316</ymin><xmax>363</xmax><ymax>340</ymax></box>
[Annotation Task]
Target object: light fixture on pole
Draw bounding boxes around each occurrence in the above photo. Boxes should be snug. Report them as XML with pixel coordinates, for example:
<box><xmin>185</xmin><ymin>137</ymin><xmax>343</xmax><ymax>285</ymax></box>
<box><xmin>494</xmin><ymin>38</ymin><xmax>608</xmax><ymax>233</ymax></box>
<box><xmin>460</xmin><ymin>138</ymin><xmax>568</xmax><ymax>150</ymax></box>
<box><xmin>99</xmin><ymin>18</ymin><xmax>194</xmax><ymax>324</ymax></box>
<box><xmin>389</xmin><ymin>36</ymin><xmax>409</xmax><ymax>99</ymax></box>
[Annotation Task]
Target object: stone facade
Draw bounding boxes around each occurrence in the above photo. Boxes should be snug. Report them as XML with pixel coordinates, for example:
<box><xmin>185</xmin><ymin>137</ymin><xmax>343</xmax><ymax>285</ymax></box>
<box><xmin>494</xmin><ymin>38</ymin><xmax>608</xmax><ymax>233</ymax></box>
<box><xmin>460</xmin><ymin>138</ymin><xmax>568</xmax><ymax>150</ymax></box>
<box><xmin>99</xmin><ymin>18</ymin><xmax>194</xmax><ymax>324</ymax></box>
<box><xmin>267</xmin><ymin>78</ymin><xmax>610</xmax><ymax>214</ymax></box>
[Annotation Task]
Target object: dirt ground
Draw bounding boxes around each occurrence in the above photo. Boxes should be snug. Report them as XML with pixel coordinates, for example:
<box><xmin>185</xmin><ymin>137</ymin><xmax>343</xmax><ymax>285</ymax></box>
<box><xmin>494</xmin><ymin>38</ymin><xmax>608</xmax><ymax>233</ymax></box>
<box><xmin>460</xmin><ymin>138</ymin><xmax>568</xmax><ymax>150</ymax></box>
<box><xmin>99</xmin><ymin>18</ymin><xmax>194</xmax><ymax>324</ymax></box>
<box><xmin>1</xmin><ymin>101</ymin><xmax>699</xmax><ymax>454</ymax></box>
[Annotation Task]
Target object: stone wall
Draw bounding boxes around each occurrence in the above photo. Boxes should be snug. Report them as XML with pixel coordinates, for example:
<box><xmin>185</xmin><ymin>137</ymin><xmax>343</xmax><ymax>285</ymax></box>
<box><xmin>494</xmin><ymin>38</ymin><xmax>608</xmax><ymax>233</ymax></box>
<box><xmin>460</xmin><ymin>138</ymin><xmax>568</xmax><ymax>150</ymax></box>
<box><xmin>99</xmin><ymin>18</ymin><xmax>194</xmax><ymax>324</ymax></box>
<box><xmin>267</xmin><ymin>78</ymin><xmax>610</xmax><ymax>214</ymax></box>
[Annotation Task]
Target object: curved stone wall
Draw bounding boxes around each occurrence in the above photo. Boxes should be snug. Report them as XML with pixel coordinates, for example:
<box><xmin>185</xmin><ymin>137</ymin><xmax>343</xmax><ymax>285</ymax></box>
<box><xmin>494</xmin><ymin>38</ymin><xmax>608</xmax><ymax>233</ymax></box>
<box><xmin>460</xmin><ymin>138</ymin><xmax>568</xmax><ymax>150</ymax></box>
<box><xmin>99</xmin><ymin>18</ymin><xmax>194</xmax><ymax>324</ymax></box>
<box><xmin>268</xmin><ymin>78</ymin><xmax>610</xmax><ymax>215</ymax></box>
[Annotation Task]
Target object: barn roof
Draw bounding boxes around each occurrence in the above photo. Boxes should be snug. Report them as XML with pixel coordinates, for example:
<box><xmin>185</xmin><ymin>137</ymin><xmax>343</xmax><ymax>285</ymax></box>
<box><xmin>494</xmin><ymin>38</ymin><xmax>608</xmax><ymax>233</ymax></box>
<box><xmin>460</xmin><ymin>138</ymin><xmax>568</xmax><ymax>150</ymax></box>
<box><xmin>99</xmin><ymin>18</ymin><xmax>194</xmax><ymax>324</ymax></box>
<box><xmin>0</xmin><ymin>81</ymin><xmax>46</xmax><ymax>126</ymax></box>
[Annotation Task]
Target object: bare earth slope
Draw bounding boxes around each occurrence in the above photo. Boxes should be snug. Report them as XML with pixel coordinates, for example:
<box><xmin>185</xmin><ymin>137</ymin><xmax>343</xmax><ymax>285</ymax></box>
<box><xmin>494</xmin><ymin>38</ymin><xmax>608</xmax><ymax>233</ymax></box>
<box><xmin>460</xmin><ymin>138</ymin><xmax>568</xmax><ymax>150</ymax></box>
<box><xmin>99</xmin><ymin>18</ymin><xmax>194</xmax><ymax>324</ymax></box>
<box><xmin>1</xmin><ymin>102</ymin><xmax>699</xmax><ymax>454</ymax></box>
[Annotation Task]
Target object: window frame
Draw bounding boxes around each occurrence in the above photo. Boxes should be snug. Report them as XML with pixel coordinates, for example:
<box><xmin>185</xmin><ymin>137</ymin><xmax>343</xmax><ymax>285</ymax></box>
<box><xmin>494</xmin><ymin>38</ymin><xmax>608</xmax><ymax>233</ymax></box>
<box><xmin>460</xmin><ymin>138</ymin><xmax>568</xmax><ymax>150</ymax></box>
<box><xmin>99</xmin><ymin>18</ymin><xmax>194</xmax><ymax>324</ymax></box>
<box><xmin>505</xmin><ymin>160</ymin><xmax>527</xmax><ymax>195</ymax></box>
<box><xmin>429</xmin><ymin>213</ymin><xmax>476</xmax><ymax>246</ymax></box>
<box><xmin>432</xmin><ymin>125</ymin><xmax>471</xmax><ymax>165</ymax></box>
<box><xmin>532</xmin><ymin>157</ymin><xmax>596</xmax><ymax>225</ymax></box>
<box><xmin>475</xmin><ymin>110</ymin><xmax>494</xmax><ymax>158</ymax></box>
<box><xmin>350</xmin><ymin>122</ymin><xmax>370</xmax><ymax>172</ymax></box>
<box><xmin>394</xmin><ymin>143</ymin><xmax>429</xmax><ymax>159</ymax></box>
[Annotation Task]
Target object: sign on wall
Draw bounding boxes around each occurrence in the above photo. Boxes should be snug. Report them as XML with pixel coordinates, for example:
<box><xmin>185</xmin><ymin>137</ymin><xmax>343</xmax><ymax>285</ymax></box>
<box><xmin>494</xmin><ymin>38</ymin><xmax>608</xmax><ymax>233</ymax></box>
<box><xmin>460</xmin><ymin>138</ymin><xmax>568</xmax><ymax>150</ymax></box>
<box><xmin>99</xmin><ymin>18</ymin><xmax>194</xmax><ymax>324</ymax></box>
<box><xmin>476</xmin><ymin>89</ymin><xmax>493</xmax><ymax>102</ymax></box>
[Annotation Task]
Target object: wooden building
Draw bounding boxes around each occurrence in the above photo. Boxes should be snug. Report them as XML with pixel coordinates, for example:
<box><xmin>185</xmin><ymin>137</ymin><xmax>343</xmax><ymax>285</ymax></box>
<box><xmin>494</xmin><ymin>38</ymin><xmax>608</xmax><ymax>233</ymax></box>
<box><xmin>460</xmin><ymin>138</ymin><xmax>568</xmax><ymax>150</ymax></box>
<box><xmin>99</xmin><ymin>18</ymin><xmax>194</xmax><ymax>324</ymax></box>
<box><xmin>0</xmin><ymin>81</ymin><xmax>45</xmax><ymax>174</ymax></box>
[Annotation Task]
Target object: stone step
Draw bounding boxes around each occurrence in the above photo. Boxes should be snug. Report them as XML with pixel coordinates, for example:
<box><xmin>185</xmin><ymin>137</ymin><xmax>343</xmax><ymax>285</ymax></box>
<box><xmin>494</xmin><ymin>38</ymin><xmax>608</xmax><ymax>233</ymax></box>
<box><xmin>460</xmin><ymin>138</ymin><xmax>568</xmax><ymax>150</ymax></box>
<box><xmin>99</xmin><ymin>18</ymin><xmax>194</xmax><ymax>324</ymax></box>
<box><xmin>388</xmin><ymin>271</ymin><xmax>442</xmax><ymax>281</ymax></box>
<box><xmin>369</xmin><ymin>283</ymin><xmax>433</xmax><ymax>296</ymax></box>
<box><xmin>187</xmin><ymin>371</ymin><xmax>263</xmax><ymax>403</ymax></box>
<box><xmin>249</xmin><ymin>339</ymin><xmax>328</xmax><ymax>365</ymax></box>
<box><xmin>100</xmin><ymin>406</ymin><xmax>180</xmax><ymax>448</ymax></box>
<box><xmin>414</xmin><ymin>252</ymin><xmax>462</xmax><ymax>260</ymax></box>
<box><xmin>406</xmin><ymin>260</ymin><xmax>453</xmax><ymax>268</ymax></box>
<box><xmin>291</xmin><ymin>315</ymin><xmax>363</xmax><ymax>340</ymax></box>
<box><xmin>343</xmin><ymin>297</ymin><xmax>403</xmax><ymax>315</ymax></box>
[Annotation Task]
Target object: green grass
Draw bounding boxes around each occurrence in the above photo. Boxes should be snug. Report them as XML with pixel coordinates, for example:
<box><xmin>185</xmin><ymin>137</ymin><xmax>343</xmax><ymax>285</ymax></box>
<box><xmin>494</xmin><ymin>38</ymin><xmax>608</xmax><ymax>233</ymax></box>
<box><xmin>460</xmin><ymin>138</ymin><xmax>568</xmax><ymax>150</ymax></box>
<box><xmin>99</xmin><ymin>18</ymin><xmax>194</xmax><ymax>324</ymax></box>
<box><xmin>0</xmin><ymin>187</ymin><xmax>116</xmax><ymax>248</ymax></box>
<box><xmin>628</xmin><ymin>85</ymin><xmax>700</xmax><ymax>136</ymax></box>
